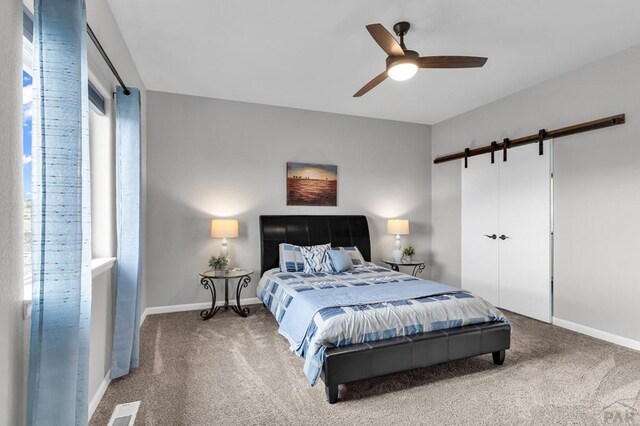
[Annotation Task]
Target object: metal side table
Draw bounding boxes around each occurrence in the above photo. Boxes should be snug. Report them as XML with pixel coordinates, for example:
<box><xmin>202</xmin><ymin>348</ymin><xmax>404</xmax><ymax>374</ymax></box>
<box><xmin>381</xmin><ymin>259</ymin><xmax>426</xmax><ymax>277</ymax></box>
<box><xmin>198</xmin><ymin>268</ymin><xmax>252</xmax><ymax>320</ymax></box>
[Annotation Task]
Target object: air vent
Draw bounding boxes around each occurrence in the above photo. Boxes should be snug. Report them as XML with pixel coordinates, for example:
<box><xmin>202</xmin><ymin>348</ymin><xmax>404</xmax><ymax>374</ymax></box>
<box><xmin>107</xmin><ymin>401</ymin><xmax>140</xmax><ymax>426</ymax></box>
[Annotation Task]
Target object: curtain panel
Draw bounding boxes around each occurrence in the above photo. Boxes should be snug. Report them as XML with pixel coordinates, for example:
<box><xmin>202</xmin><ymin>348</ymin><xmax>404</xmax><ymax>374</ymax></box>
<box><xmin>111</xmin><ymin>86</ymin><xmax>143</xmax><ymax>379</ymax></box>
<box><xmin>27</xmin><ymin>0</ymin><xmax>91</xmax><ymax>424</ymax></box>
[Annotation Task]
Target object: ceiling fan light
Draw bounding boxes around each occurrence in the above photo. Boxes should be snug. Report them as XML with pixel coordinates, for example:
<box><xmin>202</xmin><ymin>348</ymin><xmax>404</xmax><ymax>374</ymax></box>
<box><xmin>387</xmin><ymin>62</ymin><xmax>418</xmax><ymax>81</ymax></box>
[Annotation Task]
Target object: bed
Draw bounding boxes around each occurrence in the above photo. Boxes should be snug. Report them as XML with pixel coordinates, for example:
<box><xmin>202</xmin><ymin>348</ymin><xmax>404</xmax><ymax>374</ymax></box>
<box><xmin>258</xmin><ymin>215</ymin><xmax>511</xmax><ymax>403</ymax></box>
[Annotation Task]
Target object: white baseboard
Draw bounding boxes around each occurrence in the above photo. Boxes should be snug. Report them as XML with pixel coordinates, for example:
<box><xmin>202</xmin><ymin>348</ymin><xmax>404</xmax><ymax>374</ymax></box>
<box><xmin>141</xmin><ymin>297</ymin><xmax>262</xmax><ymax>325</ymax></box>
<box><xmin>89</xmin><ymin>369</ymin><xmax>112</xmax><ymax>420</ymax></box>
<box><xmin>552</xmin><ymin>317</ymin><xmax>640</xmax><ymax>351</ymax></box>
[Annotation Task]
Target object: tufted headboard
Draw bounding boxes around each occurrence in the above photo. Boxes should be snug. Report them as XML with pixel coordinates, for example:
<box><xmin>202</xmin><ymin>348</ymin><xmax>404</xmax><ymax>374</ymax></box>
<box><xmin>259</xmin><ymin>215</ymin><xmax>371</xmax><ymax>275</ymax></box>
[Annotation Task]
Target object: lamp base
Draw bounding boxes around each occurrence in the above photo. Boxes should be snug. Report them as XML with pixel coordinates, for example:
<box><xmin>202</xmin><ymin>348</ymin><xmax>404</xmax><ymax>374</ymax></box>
<box><xmin>220</xmin><ymin>238</ymin><xmax>229</xmax><ymax>262</ymax></box>
<box><xmin>392</xmin><ymin>234</ymin><xmax>403</xmax><ymax>263</ymax></box>
<box><xmin>392</xmin><ymin>249</ymin><xmax>403</xmax><ymax>263</ymax></box>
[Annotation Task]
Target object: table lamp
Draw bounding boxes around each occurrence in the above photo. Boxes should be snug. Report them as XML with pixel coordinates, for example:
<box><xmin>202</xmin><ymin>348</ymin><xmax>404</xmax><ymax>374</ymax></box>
<box><xmin>387</xmin><ymin>219</ymin><xmax>409</xmax><ymax>262</ymax></box>
<box><xmin>211</xmin><ymin>219</ymin><xmax>238</xmax><ymax>259</ymax></box>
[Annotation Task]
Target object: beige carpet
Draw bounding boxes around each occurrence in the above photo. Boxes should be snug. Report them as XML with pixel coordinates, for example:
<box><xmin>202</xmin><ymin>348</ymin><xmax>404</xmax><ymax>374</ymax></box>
<box><xmin>90</xmin><ymin>306</ymin><xmax>640</xmax><ymax>425</ymax></box>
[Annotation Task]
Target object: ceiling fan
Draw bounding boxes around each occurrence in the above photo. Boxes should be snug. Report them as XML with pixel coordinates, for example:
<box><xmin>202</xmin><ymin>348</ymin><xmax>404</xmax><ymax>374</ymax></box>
<box><xmin>354</xmin><ymin>22</ymin><xmax>488</xmax><ymax>97</ymax></box>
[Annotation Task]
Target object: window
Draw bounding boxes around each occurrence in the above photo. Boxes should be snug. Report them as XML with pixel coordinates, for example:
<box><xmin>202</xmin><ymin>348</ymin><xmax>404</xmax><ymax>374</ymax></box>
<box><xmin>89</xmin><ymin>96</ymin><xmax>116</xmax><ymax>258</ymax></box>
<box><xmin>23</xmin><ymin>31</ymin><xmax>33</xmax><ymax>295</ymax></box>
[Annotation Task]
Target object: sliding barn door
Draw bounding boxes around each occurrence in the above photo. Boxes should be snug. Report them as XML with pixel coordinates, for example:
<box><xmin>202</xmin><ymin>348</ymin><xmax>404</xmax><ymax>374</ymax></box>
<box><xmin>461</xmin><ymin>156</ymin><xmax>500</xmax><ymax>305</ymax></box>
<box><xmin>498</xmin><ymin>140</ymin><xmax>552</xmax><ymax>322</ymax></box>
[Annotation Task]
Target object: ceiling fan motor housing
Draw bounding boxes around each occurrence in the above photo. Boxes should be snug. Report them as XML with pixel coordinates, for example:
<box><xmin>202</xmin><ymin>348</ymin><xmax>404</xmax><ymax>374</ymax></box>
<box><xmin>386</xmin><ymin>50</ymin><xmax>419</xmax><ymax>69</ymax></box>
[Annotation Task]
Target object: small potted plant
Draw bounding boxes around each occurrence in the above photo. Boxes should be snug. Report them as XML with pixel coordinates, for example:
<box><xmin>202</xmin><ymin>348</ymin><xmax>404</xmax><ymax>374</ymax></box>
<box><xmin>402</xmin><ymin>246</ymin><xmax>415</xmax><ymax>263</ymax></box>
<box><xmin>209</xmin><ymin>255</ymin><xmax>229</xmax><ymax>274</ymax></box>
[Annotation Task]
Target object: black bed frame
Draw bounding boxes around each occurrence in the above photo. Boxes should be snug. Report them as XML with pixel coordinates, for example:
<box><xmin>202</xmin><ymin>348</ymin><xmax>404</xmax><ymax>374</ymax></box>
<box><xmin>259</xmin><ymin>215</ymin><xmax>511</xmax><ymax>403</ymax></box>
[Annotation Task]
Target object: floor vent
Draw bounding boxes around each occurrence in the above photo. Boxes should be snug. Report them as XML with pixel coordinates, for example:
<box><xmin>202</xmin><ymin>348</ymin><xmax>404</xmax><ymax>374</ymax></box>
<box><xmin>107</xmin><ymin>401</ymin><xmax>140</xmax><ymax>426</ymax></box>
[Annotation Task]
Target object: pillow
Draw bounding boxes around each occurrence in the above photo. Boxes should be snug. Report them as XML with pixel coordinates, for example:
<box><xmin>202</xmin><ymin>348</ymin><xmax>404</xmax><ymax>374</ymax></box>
<box><xmin>300</xmin><ymin>243</ymin><xmax>333</xmax><ymax>273</ymax></box>
<box><xmin>278</xmin><ymin>243</ymin><xmax>305</xmax><ymax>272</ymax></box>
<box><xmin>334</xmin><ymin>246</ymin><xmax>366</xmax><ymax>266</ymax></box>
<box><xmin>328</xmin><ymin>250</ymin><xmax>353</xmax><ymax>273</ymax></box>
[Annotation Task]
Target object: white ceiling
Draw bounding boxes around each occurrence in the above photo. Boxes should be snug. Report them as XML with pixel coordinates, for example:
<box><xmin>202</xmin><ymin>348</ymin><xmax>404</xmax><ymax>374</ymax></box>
<box><xmin>106</xmin><ymin>0</ymin><xmax>640</xmax><ymax>124</ymax></box>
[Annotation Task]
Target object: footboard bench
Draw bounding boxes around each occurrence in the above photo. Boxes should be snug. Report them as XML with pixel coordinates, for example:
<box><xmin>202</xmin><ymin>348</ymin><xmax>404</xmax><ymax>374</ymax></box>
<box><xmin>321</xmin><ymin>322</ymin><xmax>511</xmax><ymax>403</ymax></box>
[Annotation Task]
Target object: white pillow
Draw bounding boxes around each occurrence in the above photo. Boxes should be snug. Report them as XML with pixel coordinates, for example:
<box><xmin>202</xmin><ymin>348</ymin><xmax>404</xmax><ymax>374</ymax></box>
<box><xmin>300</xmin><ymin>243</ymin><xmax>333</xmax><ymax>273</ymax></box>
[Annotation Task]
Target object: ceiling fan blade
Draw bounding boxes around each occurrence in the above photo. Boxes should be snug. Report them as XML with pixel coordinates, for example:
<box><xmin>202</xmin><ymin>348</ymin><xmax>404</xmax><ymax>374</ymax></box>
<box><xmin>418</xmin><ymin>56</ymin><xmax>488</xmax><ymax>69</ymax></box>
<box><xmin>353</xmin><ymin>71</ymin><xmax>388</xmax><ymax>97</ymax></box>
<box><xmin>366</xmin><ymin>24</ymin><xmax>405</xmax><ymax>57</ymax></box>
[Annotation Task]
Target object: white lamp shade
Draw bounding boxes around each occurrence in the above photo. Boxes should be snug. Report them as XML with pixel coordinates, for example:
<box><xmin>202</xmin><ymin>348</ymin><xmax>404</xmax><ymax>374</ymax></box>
<box><xmin>210</xmin><ymin>219</ymin><xmax>239</xmax><ymax>238</ymax></box>
<box><xmin>387</xmin><ymin>219</ymin><xmax>409</xmax><ymax>235</ymax></box>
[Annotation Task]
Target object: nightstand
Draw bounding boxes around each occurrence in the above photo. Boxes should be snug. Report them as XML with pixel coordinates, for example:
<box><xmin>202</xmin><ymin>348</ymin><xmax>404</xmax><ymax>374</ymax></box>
<box><xmin>381</xmin><ymin>259</ymin><xmax>426</xmax><ymax>277</ymax></box>
<box><xmin>198</xmin><ymin>268</ymin><xmax>252</xmax><ymax>320</ymax></box>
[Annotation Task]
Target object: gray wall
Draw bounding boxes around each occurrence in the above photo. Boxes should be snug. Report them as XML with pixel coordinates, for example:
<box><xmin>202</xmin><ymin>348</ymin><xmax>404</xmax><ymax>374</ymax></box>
<box><xmin>0</xmin><ymin>0</ymin><xmax>24</xmax><ymax>424</ymax></box>
<box><xmin>432</xmin><ymin>44</ymin><xmax>640</xmax><ymax>342</ymax></box>
<box><xmin>146</xmin><ymin>91</ymin><xmax>431</xmax><ymax>307</ymax></box>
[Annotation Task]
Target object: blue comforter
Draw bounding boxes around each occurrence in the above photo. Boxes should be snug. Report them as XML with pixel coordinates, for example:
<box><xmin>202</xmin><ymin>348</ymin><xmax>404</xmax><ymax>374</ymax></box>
<box><xmin>279</xmin><ymin>280</ymin><xmax>459</xmax><ymax>353</ymax></box>
<box><xmin>257</xmin><ymin>264</ymin><xmax>506</xmax><ymax>385</ymax></box>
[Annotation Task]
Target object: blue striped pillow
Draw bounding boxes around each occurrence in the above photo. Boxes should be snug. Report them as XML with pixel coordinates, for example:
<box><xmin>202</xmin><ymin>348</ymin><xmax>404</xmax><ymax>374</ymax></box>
<box><xmin>278</xmin><ymin>243</ymin><xmax>305</xmax><ymax>272</ymax></box>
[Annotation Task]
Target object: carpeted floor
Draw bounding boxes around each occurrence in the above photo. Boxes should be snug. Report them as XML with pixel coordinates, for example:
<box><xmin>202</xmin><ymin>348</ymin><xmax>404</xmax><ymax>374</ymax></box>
<box><xmin>90</xmin><ymin>306</ymin><xmax>640</xmax><ymax>425</ymax></box>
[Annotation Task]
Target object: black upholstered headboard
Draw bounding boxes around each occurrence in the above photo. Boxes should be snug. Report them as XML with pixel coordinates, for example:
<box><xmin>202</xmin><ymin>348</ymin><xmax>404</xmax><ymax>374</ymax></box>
<box><xmin>259</xmin><ymin>215</ymin><xmax>371</xmax><ymax>275</ymax></box>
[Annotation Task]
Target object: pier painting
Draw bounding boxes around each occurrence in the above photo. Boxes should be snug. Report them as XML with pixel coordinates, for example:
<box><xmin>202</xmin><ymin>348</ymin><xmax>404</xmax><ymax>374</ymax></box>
<box><xmin>286</xmin><ymin>162</ymin><xmax>337</xmax><ymax>206</ymax></box>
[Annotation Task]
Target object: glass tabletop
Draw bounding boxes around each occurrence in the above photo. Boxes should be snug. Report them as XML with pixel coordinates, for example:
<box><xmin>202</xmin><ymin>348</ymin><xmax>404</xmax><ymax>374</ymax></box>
<box><xmin>381</xmin><ymin>258</ymin><xmax>425</xmax><ymax>266</ymax></box>
<box><xmin>200</xmin><ymin>268</ymin><xmax>253</xmax><ymax>278</ymax></box>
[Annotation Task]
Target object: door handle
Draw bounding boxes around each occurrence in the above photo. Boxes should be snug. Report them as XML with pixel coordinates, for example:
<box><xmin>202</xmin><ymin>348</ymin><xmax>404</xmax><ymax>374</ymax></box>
<box><xmin>484</xmin><ymin>234</ymin><xmax>497</xmax><ymax>240</ymax></box>
<box><xmin>499</xmin><ymin>234</ymin><xmax>509</xmax><ymax>240</ymax></box>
